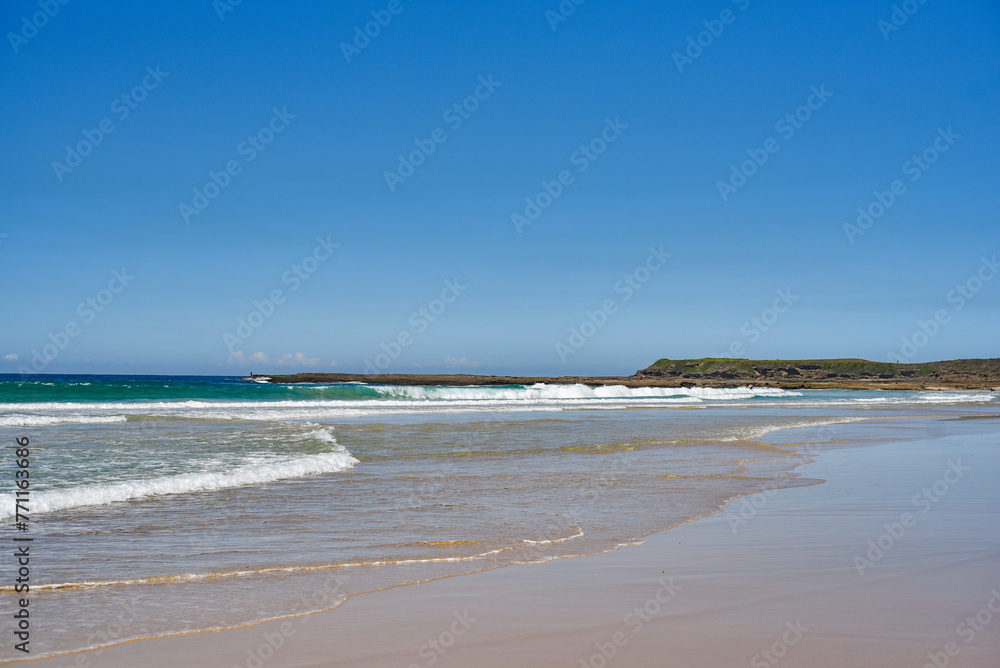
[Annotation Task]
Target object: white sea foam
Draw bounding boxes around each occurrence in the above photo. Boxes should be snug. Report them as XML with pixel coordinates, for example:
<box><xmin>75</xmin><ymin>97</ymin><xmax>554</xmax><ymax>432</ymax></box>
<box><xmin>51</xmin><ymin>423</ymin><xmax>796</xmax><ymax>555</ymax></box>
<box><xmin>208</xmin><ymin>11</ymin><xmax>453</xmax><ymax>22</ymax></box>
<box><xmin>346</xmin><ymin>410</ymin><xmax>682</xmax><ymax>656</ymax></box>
<box><xmin>372</xmin><ymin>383</ymin><xmax>798</xmax><ymax>401</ymax></box>
<box><xmin>0</xmin><ymin>383</ymin><xmax>794</xmax><ymax>413</ymax></box>
<box><xmin>719</xmin><ymin>417</ymin><xmax>868</xmax><ymax>441</ymax></box>
<box><xmin>301</xmin><ymin>422</ymin><xmax>339</xmax><ymax>443</ymax></box>
<box><xmin>912</xmin><ymin>391</ymin><xmax>997</xmax><ymax>404</ymax></box>
<box><xmin>0</xmin><ymin>395</ymin><xmax>705</xmax><ymax>422</ymax></box>
<box><xmin>521</xmin><ymin>527</ymin><xmax>585</xmax><ymax>544</ymax></box>
<box><xmin>0</xmin><ymin>443</ymin><xmax>358</xmax><ymax>518</ymax></box>
<box><xmin>0</xmin><ymin>386</ymin><xmax>992</xmax><ymax>426</ymax></box>
<box><xmin>0</xmin><ymin>414</ymin><xmax>128</xmax><ymax>427</ymax></box>
<box><xmin>775</xmin><ymin>391</ymin><xmax>997</xmax><ymax>408</ymax></box>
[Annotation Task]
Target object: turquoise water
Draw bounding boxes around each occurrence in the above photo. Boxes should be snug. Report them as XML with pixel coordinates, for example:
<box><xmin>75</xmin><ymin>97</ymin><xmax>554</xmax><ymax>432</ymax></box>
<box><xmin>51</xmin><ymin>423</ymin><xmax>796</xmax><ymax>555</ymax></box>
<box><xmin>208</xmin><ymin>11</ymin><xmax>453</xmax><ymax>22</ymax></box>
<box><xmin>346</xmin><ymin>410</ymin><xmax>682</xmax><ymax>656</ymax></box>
<box><xmin>0</xmin><ymin>374</ymin><xmax>383</xmax><ymax>404</ymax></box>
<box><xmin>0</xmin><ymin>375</ymin><xmax>995</xmax><ymax>661</ymax></box>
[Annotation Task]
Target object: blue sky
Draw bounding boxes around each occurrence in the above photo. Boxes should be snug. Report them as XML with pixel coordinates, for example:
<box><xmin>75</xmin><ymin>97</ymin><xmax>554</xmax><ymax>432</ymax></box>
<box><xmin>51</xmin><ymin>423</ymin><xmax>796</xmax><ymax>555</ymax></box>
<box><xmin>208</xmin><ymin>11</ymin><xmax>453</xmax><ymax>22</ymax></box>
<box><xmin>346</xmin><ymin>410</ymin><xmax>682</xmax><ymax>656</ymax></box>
<box><xmin>2</xmin><ymin>0</ymin><xmax>998</xmax><ymax>376</ymax></box>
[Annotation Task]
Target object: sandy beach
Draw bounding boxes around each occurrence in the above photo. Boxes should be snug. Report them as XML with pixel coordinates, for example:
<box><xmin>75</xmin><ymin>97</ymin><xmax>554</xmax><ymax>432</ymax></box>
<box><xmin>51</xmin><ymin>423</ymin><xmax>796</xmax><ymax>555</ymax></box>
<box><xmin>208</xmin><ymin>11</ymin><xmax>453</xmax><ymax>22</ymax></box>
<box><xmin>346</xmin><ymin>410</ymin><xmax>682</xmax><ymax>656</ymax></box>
<box><xmin>25</xmin><ymin>412</ymin><xmax>1000</xmax><ymax>668</ymax></box>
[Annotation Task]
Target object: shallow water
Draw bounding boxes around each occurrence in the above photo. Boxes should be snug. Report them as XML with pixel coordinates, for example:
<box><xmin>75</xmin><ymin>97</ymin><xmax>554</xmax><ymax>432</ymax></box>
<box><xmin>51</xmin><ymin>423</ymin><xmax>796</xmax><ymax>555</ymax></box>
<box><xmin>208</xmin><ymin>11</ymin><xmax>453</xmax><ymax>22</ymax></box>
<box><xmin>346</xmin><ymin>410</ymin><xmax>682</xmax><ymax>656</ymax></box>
<box><xmin>0</xmin><ymin>375</ymin><xmax>995</xmax><ymax>660</ymax></box>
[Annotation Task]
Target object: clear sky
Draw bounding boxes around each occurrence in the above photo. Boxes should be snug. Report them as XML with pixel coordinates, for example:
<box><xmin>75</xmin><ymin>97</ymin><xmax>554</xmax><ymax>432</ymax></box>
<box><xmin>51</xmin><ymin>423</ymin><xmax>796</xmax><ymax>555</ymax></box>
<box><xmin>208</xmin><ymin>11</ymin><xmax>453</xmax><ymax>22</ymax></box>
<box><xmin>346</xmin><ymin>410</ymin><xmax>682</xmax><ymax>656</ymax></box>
<box><xmin>2</xmin><ymin>0</ymin><xmax>998</xmax><ymax>376</ymax></box>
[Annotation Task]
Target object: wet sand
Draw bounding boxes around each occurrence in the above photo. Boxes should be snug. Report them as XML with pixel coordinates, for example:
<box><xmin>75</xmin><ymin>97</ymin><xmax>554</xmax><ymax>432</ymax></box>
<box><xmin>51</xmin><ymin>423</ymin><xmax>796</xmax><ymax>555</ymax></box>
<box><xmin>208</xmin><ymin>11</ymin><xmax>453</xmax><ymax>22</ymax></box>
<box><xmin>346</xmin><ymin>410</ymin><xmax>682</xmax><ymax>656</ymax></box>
<box><xmin>24</xmin><ymin>415</ymin><xmax>1000</xmax><ymax>667</ymax></box>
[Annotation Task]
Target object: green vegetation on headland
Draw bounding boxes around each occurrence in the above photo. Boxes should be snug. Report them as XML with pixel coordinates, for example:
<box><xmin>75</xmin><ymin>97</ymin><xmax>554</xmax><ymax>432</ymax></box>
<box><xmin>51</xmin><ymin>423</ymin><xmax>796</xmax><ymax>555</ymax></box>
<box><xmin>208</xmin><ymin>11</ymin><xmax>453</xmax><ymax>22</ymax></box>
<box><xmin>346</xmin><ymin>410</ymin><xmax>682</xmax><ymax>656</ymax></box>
<box><xmin>637</xmin><ymin>358</ymin><xmax>1000</xmax><ymax>389</ymax></box>
<box><xmin>246</xmin><ymin>358</ymin><xmax>1000</xmax><ymax>390</ymax></box>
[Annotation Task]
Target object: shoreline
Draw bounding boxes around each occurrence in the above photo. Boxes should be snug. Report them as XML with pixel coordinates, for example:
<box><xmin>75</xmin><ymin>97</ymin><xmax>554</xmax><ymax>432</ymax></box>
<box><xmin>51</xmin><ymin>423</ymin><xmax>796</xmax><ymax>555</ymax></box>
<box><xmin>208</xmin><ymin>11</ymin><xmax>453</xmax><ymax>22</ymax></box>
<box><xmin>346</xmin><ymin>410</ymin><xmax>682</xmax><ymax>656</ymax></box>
<box><xmin>21</xmin><ymin>411</ymin><xmax>1000</xmax><ymax>666</ymax></box>
<box><xmin>10</xmin><ymin>415</ymin><xmax>829</xmax><ymax>664</ymax></box>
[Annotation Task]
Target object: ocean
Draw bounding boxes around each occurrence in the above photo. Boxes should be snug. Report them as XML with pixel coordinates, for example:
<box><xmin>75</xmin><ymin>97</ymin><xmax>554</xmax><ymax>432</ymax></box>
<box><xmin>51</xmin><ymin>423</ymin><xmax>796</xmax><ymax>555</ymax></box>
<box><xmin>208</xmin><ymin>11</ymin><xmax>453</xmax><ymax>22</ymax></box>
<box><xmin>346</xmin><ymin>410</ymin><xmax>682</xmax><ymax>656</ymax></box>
<box><xmin>0</xmin><ymin>375</ymin><xmax>995</xmax><ymax>661</ymax></box>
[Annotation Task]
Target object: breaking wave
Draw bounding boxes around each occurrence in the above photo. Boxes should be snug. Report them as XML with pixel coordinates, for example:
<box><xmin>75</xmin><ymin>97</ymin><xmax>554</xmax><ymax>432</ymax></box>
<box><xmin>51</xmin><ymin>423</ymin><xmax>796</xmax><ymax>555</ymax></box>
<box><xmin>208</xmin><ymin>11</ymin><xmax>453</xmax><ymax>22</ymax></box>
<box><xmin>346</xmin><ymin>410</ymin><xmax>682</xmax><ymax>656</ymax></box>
<box><xmin>370</xmin><ymin>383</ymin><xmax>798</xmax><ymax>401</ymax></box>
<box><xmin>0</xmin><ymin>428</ymin><xmax>357</xmax><ymax>518</ymax></box>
